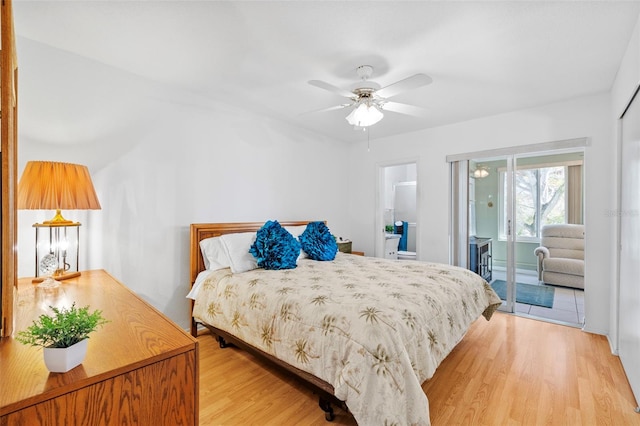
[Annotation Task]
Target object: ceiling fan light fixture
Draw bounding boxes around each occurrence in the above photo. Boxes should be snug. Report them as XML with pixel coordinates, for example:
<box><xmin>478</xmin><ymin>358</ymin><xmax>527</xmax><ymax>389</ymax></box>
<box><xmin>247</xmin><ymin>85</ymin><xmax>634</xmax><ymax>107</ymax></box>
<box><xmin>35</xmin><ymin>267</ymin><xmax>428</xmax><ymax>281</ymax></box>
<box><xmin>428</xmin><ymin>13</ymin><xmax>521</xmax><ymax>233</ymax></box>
<box><xmin>345</xmin><ymin>103</ymin><xmax>384</xmax><ymax>127</ymax></box>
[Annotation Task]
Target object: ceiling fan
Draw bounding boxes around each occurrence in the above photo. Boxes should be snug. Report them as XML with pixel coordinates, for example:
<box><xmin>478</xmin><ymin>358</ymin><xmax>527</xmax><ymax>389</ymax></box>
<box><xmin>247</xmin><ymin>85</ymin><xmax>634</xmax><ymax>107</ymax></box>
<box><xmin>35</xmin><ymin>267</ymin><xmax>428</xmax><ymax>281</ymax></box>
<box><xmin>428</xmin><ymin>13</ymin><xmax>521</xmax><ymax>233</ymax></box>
<box><xmin>308</xmin><ymin>65</ymin><xmax>432</xmax><ymax>128</ymax></box>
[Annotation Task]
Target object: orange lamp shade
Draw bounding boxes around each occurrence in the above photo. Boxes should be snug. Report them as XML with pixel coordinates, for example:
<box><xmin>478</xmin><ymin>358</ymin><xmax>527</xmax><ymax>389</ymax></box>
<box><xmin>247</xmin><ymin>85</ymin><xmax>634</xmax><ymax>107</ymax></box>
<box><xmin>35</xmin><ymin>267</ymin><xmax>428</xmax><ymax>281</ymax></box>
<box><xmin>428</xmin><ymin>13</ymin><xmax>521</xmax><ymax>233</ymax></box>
<box><xmin>17</xmin><ymin>161</ymin><xmax>101</xmax><ymax>224</ymax></box>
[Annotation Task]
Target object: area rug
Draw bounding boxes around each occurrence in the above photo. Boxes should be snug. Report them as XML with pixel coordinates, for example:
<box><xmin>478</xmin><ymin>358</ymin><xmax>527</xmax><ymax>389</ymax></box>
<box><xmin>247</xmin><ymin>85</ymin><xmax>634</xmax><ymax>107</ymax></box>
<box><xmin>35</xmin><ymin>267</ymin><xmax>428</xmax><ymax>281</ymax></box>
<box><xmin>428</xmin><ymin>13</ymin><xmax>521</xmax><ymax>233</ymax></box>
<box><xmin>490</xmin><ymin>280</ymin><xmax>555</xmax><ymax>308</ymax></box>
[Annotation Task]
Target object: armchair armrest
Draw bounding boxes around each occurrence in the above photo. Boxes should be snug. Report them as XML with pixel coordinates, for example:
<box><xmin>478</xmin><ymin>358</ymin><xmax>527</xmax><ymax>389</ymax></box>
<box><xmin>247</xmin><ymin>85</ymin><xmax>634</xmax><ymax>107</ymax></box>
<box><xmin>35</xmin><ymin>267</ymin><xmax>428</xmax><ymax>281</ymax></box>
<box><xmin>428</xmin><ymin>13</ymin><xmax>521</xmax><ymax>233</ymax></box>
<box><xmin>533</xmin><ymin>247</ymin><xmax>550</xmax><ymax>281</ymax></box>
<box><xmin>534</xmin><ymin>246</ymin><xmax>549</xmax><ymax>259</ymax></box>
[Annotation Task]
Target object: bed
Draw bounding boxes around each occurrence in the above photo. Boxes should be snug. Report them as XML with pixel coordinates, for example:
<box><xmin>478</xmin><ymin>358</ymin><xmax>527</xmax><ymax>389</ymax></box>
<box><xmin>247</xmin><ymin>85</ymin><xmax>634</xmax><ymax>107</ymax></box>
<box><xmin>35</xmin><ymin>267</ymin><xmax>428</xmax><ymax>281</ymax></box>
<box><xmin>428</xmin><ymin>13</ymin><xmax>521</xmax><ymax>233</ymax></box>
<box><xmin>188</xmin><ymin>221</ymin><xmax>501</xmax><ymax>425</ymax></box>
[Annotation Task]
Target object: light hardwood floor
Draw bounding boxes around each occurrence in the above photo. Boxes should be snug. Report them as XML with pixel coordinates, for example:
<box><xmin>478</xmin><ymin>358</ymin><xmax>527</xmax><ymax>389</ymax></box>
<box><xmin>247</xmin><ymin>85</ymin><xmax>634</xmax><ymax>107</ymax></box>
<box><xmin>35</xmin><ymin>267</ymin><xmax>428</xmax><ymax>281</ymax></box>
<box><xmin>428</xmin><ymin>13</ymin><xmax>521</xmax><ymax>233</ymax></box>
<box><xmin>198</xmin><ymin>313</ymin><xmax>640</xmax><ymax>425</ymax></box>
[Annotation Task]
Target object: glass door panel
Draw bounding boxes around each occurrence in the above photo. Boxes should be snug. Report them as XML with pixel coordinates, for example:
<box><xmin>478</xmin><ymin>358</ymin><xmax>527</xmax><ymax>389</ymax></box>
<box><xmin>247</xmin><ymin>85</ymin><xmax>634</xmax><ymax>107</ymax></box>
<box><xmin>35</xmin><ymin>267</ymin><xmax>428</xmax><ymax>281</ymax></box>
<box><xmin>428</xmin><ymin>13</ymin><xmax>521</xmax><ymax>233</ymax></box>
<box><xmin>468</xmin><ymin>156</ymin><xmax>515</xmax><ymax>312</ymax></box>
<box><xmin>511</xmin><ymin>151</ymin><xmax>581</xmax><ymax>322</ymax></box>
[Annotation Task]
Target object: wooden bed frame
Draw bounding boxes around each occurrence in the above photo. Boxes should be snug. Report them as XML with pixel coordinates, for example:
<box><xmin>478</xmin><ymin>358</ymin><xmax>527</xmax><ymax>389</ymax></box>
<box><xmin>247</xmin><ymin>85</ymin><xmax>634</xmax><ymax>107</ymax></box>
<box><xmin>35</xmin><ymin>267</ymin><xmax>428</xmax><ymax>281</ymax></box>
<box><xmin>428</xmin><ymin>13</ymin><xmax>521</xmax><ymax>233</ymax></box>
<box><xmin>189</xmin><ymin>221</ymin><xmax>346</xmax><ymax>421</ymax></box>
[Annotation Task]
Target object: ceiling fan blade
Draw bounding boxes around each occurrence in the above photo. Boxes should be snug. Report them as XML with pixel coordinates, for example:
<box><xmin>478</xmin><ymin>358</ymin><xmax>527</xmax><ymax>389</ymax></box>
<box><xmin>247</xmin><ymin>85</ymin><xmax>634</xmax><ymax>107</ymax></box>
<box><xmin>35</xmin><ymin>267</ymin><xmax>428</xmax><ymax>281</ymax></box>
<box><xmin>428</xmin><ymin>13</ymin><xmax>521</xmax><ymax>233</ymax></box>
<box><xmin>381</xmin><ymin>101</ymin><xmax>428</xmax><ymax>117</ymax></box>
<box><xmin>308</xmin><ymin>80</ymin><xmax>355</xmax><ymax>99</ymax></box>
<box><xmin>299</xmin><ymin>103</ymin><xmax>351</xmax><ymax>116</ymax></box>
<box><xmin>376</xmin><ymin>74</ymin><xmax>433</xmax><ymax>99</ymax></box>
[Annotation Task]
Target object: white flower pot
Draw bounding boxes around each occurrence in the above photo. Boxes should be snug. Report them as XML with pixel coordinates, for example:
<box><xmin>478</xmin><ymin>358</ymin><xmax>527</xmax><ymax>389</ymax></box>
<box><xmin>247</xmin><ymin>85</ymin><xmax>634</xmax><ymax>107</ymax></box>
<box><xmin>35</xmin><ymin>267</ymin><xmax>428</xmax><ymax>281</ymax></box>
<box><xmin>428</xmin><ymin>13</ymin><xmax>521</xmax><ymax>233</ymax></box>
<box><xmin>43</xmin><ymin>339</ymin><xmax>88</xmax><ymax>373</ymax></box>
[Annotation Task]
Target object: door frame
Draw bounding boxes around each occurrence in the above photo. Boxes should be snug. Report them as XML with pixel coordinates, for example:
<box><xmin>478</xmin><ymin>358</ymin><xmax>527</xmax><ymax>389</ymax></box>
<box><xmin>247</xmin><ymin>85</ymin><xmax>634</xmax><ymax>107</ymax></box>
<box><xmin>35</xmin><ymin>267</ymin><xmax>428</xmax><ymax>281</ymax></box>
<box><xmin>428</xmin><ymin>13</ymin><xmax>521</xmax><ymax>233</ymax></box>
<box><xmin>375</xmin><ymin>159</ymin><xmax>419</xmax><ymax>259</ymax></box>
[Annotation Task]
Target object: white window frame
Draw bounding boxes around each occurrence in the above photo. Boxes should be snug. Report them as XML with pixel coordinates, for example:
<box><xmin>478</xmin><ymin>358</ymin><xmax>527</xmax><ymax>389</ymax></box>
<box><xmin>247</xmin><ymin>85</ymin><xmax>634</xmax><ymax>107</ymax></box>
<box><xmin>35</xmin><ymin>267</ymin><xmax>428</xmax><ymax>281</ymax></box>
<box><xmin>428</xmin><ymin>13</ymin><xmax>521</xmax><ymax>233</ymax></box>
<box><xmin>498</xmin><ymin>163</ymin><xmax>571</xmax><ymax>242</ymax></box>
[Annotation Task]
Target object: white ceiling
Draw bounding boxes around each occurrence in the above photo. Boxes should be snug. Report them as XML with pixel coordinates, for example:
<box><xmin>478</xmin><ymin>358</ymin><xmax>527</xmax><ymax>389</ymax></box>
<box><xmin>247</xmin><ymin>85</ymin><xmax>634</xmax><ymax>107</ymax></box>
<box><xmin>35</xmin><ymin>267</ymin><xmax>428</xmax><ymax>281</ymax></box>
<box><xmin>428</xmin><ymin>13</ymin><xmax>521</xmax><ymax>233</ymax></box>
<box><xmin>13</xmin><ymin>1</ymin><xmax>640</xmax><ymax>144</ymax></box>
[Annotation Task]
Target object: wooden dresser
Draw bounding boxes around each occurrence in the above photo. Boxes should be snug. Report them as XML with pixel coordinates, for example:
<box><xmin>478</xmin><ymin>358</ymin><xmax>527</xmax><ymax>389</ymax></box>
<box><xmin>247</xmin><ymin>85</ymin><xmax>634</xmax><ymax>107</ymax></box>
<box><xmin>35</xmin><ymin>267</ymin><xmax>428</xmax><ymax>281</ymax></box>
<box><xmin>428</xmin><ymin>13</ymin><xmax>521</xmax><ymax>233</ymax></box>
<box><xmin>0</xmin><ymin>270</ymin><xmax>198</xmax><ymax>425</ymax></box>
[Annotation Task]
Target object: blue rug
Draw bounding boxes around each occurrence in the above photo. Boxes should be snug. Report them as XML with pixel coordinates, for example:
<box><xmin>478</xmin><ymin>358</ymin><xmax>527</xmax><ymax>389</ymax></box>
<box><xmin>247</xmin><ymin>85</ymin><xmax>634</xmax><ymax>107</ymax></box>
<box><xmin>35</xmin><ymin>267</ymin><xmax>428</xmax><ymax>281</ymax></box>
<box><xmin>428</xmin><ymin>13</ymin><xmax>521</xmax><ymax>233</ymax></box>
<box><xmin>490</xmin><ymin>280</ymin><xmax>554</xmax><ymax>308</ymax></box>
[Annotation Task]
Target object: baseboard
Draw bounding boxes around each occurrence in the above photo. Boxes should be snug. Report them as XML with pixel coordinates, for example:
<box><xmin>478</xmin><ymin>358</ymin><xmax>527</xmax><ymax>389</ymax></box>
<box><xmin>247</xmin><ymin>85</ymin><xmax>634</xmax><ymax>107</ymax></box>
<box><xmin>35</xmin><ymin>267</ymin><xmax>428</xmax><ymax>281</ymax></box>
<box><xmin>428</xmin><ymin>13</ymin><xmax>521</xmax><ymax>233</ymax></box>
<box><xmin>516</xmin><ymin>312</ymin><xmax>582</xmax><ymax>328</ymax></box>
<box><xmin>581</xmin><ymin>323</ymin><xmax>610</xmax><ymax>339</ymax></box>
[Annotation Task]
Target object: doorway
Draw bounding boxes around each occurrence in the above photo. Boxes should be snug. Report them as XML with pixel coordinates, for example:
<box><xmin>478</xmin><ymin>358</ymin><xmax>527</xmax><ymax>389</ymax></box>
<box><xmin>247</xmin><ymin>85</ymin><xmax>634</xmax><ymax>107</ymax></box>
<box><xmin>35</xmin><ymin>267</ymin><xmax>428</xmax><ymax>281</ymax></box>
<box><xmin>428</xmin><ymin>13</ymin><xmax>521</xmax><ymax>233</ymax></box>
<box><xmin>376</xmin><ymin>162</ymin><xmax>418</xmax><ymax>260</ymax></box>
<box><xmin>449</xmin><ymin>140</ymin><xmax>586</xmax><ymax>327</ymax></box>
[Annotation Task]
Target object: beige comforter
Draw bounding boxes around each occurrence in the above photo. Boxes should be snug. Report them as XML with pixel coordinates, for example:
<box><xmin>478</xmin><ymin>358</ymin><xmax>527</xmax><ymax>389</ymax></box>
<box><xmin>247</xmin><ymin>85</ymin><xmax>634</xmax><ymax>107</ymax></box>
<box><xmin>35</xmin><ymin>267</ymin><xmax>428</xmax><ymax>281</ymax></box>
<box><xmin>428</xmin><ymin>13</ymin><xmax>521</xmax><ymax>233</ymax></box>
<box><xmin>193</xmin><ymin>253</ymin><xmax>501</xmax><ymax>425</ymax></box>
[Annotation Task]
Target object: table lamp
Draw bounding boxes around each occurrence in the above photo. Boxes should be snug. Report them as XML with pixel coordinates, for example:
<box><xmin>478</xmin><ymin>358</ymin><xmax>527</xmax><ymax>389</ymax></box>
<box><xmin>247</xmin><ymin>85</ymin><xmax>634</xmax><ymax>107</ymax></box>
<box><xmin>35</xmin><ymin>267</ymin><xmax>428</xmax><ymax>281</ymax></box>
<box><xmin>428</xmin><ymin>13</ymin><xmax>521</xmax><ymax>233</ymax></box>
<box><xmin>17</xmin><ymin>161</ymin><xmax>101</xmax><ymax>286</ymax></box>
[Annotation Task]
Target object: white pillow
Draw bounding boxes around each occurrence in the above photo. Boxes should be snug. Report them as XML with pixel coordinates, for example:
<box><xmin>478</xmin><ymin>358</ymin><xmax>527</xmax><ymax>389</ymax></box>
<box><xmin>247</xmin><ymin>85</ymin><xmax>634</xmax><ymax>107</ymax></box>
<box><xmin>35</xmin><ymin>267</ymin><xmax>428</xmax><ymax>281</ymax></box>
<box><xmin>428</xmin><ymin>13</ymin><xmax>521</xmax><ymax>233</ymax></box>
<box><xmin>220</xmin><ymin>232</ymin><xmax>258</xmax><ymax>273</ymax></box>
<box><xmin>285</xmin><ymin>225</ymin><xmax>309</xmax><ymax>259</ymax></box>
<box><xmin>186</xmin><ymin>270</ymin><xmax>214</xmax><ymax>300</ymax></box>
<box><xmin>199</xmin><ymin>237</ymin><xmax>231</xmax><ymax>271</ymax></box>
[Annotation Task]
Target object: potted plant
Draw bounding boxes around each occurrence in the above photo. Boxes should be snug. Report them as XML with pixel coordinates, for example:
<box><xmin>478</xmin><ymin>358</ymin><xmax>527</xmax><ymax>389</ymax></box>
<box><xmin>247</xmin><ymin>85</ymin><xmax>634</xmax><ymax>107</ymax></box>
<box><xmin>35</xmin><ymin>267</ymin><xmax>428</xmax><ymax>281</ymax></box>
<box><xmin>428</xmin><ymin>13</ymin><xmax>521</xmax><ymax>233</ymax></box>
<box><xmin>16</xmin><ymin>303</ymin><xmax>109</xmax><ymax>373</ymax></box>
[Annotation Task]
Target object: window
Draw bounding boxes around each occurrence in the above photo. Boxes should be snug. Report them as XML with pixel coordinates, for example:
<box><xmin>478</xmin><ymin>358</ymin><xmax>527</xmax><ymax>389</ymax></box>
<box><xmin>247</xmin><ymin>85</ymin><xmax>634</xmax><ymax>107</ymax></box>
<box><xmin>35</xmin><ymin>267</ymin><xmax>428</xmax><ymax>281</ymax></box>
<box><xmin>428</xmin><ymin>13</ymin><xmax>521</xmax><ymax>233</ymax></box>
<box><xmin>499</xmin><ymin>166</ymin><xmax>566</xmax><ymax>241</ymax></box>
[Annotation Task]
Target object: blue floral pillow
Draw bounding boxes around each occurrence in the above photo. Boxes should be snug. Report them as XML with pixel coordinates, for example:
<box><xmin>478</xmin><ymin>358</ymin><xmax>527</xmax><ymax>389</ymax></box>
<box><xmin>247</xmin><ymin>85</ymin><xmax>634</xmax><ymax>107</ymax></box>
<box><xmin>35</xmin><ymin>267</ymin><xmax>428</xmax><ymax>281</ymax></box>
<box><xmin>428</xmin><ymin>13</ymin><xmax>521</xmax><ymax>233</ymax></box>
<box><xmin>299</xmin><ymin>221</ymin><xmax>338</xmax><ymax>261</ymax></box>
<box><xmin>249</xmin><ymin>220</ymin><xmax>301</xmax><ymax>270</ymax></box>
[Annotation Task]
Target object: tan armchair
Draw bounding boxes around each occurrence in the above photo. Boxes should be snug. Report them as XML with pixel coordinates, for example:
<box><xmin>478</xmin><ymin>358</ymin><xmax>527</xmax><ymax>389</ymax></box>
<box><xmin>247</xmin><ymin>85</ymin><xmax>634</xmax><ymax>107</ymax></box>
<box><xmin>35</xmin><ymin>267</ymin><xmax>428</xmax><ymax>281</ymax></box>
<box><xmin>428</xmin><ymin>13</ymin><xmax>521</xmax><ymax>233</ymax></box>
<box><xmin>534</xmin><ymin>224</ymin><xmax>585</xmax><ymax>289</ymax></box>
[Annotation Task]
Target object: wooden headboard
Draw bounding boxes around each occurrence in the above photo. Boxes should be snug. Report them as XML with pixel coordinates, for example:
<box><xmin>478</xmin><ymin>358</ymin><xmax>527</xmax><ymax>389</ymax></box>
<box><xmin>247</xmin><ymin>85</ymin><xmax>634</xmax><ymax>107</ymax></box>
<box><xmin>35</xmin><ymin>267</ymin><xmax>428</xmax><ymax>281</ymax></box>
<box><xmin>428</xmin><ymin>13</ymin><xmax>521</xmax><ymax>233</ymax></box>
<box><xmin>189</xmin><ymin>221</ymin><xmax>313</xmax><ymax>285</ymax></box>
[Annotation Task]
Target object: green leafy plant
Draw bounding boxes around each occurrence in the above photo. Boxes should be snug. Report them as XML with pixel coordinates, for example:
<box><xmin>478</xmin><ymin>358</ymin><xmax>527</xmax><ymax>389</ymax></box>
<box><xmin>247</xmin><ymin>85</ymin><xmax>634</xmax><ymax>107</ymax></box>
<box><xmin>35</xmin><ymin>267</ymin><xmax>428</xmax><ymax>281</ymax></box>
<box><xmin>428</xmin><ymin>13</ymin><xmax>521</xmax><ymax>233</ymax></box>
<box><xmin>16</xmin><ymin>303</ymin><xmax>109</xmax><ymax>348</ymax></box>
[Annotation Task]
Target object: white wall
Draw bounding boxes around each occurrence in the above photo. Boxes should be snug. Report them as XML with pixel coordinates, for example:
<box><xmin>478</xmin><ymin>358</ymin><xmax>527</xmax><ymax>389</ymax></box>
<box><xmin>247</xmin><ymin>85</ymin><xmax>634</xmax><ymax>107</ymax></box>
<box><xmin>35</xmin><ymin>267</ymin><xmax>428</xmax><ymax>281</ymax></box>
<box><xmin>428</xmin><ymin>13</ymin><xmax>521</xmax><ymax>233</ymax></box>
<box><xmin>347</xmin><ymin>93</ymin><xmax>615</xmax><ymax>336</ymax></box>
<box><xmin>17</xmin><ymin>39</ymin><xmax>352</xmax><ymax>330</ymax></box>
<box><xmin>91</xmin><ymin>102</ymin><xmax>351</xmax><ymax>329</ymax></box>
<box><xmin>383</xmin><ymin>163</ymin><xmax>416</xmax><ymax>211</ymax></box>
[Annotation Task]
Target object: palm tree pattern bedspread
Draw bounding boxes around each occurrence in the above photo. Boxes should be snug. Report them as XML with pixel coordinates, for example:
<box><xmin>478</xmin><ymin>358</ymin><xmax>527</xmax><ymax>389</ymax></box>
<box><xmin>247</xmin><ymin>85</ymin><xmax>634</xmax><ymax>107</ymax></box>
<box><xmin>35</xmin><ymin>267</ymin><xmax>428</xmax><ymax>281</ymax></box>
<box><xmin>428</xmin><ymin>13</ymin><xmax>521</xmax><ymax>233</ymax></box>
<box><xmin>193</xmin><ymin>253</ymin><xmax>501</xmax><ymax>425</ymax></box>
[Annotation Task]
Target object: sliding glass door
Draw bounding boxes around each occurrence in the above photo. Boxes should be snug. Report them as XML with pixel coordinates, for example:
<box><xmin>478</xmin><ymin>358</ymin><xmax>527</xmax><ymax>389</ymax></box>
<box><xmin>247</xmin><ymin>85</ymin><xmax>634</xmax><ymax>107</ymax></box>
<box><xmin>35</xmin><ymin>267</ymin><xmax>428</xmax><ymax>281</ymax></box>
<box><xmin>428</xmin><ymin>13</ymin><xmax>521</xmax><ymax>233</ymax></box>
<box><xmin>449</xmin><ymin>140</ymin><xmax>586</xmax><ymax>323</ymax></box>
<box><xmin>451</xmin><ymin>155</ymin><xmax>517</xmax><ymax>312</ymax></box>
<box><xmin>475</xmin><ymin>156</ymin><xmax>516</xmax><ymax>312</ymax></box>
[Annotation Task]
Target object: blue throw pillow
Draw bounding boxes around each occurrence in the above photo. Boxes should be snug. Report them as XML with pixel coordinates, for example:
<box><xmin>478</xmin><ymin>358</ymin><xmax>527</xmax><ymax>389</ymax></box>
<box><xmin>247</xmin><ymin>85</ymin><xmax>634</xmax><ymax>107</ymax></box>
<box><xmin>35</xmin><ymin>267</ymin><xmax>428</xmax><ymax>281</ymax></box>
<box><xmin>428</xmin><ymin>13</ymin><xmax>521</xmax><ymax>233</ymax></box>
<box><xmin>299</xmin><ymin>221</ymin><xmax>338</xmax><ymax>261</ymax></box>
<box><xmin>249</xmin><ymin>220</ymin><xmax>301</xmax><ymax>270</ymax></box>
